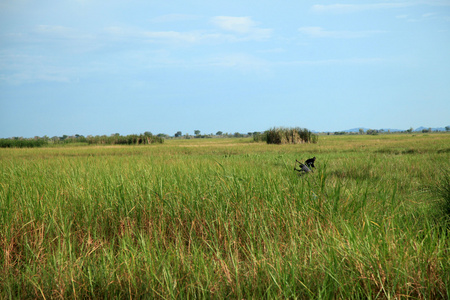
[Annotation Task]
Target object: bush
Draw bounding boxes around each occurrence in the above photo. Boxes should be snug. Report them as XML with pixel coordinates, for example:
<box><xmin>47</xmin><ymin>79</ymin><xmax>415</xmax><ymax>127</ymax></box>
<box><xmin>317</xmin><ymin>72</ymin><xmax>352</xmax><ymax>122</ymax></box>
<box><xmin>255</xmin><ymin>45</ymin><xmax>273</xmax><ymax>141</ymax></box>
<box><xmin>253</xmin><ymin>132</ymin><xmax>267</xmax><ymax>142</ymax></box>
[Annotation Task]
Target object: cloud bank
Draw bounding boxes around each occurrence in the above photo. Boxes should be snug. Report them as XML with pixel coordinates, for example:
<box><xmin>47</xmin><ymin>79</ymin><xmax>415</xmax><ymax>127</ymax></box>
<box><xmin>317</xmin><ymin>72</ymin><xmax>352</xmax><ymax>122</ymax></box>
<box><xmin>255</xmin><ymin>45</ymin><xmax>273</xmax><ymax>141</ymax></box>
<box><xmin>298</xmin><ymin>27</ymin><xmax>384</xmax><ymax>39</ymax></box>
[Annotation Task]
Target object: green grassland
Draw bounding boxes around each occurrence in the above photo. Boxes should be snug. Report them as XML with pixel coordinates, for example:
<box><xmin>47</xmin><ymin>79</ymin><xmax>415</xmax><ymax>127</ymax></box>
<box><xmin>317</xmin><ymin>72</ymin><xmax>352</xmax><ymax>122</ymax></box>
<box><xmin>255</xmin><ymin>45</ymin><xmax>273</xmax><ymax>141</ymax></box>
<box><xmin>1</xmin><ymin>134</ymin><xmax>449</xmax><ymax>298</ymax></box>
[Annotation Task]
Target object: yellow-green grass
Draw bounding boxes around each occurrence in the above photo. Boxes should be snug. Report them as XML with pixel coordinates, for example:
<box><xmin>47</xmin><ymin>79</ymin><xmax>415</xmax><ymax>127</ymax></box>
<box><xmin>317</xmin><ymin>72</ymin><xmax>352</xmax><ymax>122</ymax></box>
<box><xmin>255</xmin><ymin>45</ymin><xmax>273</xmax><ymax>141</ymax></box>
<box><xmin>1</xmin><ymin>134</ymin><xmax>449</xmax><ymax>298</ymax></box>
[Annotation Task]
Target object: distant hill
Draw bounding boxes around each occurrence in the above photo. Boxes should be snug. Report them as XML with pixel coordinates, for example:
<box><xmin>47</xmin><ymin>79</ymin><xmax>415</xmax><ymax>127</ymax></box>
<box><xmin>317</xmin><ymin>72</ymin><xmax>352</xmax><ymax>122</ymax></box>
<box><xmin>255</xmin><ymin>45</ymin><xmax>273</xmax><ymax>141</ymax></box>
<box><xmin>343</xmin><ymin>128</ymin><xmax>369</xmax><ymax>133</ymax></box>
<box><xmin>339</xmin><ymin>127</ymin><xmax>403</xmax><ymax>133</ymax></box>
<box><xmin>343</xmin><ymin>127</ymin><xmax>405</xmax><ymax>132</ymax></box>
<box><xmin>331</xmin><ymin>126</ymin><xmax>449</xmax><ymax>133</ymax></box>
<box><xmin>380</xmin><ymin>128</ymin><xmax>403</xmax><ymax>132</ymax></box>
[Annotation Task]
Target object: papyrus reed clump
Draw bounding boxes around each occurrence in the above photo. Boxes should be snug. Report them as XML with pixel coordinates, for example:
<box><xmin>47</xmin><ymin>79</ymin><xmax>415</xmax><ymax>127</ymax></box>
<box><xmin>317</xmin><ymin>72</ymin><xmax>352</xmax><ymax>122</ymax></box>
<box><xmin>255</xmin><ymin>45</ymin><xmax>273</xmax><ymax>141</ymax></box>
<box><xmin>264</xmin><ymin>127</ymin><xmax>318</xmax><ymax>144</ymax></box>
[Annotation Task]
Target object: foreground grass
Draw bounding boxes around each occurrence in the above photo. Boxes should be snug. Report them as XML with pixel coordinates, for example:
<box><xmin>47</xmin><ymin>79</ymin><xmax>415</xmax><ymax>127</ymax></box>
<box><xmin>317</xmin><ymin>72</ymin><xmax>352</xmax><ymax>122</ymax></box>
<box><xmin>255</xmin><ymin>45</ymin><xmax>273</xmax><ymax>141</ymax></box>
<box><xmin>1</xmin><ymin>134</ymin><xmax>449</xmax><ymax>298</ymax></box>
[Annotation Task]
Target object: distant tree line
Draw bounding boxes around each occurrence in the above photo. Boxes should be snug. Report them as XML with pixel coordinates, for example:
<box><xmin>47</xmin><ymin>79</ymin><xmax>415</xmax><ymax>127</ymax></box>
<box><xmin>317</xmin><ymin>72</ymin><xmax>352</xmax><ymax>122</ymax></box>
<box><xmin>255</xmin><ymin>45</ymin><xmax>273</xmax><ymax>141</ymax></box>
<box><xmin>0</xmin><ymin>138</ymin><xmax>48</xmax><ymax>148</ymax></box>
<box><xmin>3</xmin><ymin>126</ymin><xmax>447</xmax><ymax>148</ymax></box>
<box><xmin>172</xmin><ymin>130</ymin><xmax>260</xmax><ymax>139</ymax></box>
<box><xmin>86</xmin><ymin>132</ymin><xmax>163</xmax><ymax>145</ymax></box>
<box><xmin>0</xmin><ymin>132</ymin><xmax>163</xmax><ymax>148</ymax></box>
<box><xmin>1</xmin><ymin>130</ymin><xmax>261</xmax><ymax>148</ymax></box>
<box><xmin>330</xmin><ymin>126</ymin><xmax>450</xmax><ymax>136</ymax></box>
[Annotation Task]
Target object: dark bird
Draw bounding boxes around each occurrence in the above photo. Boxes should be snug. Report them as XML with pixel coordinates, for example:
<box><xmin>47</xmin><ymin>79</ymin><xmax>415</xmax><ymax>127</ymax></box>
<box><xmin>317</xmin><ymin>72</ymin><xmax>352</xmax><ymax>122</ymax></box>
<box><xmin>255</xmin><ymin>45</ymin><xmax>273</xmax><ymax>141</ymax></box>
<box><xmin>294</xmin><ymin>157</ymin><xmax>316</xmax><ymax>174</ymax></box>
<box><xmin>305</xmin><ymin>157</ymin><xmax>316</xmax><ymax>169</ymax></box>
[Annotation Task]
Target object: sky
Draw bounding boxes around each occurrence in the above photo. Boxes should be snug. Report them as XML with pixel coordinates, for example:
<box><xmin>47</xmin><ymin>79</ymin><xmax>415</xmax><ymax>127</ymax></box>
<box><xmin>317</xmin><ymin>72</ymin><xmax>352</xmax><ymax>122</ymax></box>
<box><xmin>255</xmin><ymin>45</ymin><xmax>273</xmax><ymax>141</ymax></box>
<box><xmin>1</xmin><ymin>0</ymin><xmax>449</xmax><ymax>138</ymax></box>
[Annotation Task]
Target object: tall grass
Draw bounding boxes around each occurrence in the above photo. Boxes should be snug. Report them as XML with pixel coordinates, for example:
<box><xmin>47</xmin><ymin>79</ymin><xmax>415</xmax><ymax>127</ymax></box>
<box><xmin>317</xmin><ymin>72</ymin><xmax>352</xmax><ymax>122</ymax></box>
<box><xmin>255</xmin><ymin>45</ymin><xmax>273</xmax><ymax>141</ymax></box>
<box><xmin>0</xmin><ymin>134</ymin><xmax>449</xmax><ymax>298</ymax></box>
<box><xmin>426</xmin><ymin>169</ymin><xmax>450</xmax><ymax>224</ymax></box>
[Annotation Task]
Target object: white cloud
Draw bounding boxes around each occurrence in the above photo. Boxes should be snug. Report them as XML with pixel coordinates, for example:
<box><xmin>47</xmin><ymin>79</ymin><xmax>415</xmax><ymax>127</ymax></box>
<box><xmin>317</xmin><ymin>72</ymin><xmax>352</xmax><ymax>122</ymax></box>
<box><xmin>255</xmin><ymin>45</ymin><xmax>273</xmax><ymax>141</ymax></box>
<box><xmin>104</xmin><ymin>19</ymin><xmax>271</xmax><ymax>45</ymax></box>
<box><xmin>396</xmin><ymin>11</ymin><xmax>445</xmax><ymax>22</ymax></box>
<box><xmin>30</xmin><ymin>25</ymin><xmax>213</xmax><ymax>47</ymax></box>
<box><xmin>144</xmin><ymin>31</ymin><xmax>207</xmax><ymax>43</ymax></box>
<box><xmin>311</xmin><ymin>3</ymin><xmax>413</xmax><ymax>14</ymax></box>
<box><xmin>103</xmin><ymin>26</ymin><xmax>128</xmax><ymax>36</ymax></box>
<box><xmin>212</xmin><ymin>16</ymin><xmax>256</xmax><ymax>33</ymax></box>
<box><xmin>26</xmin><ymin>16</ymin><xmax>271</xmax><ymax>52</ymax></box>
<box><xmin>274</xmin><ymin>57</ymin><xmax>387</xmax><ymax>67</ymax></box>
<box><xmin>151</xmin><ymin>14</ymin><xmax>199</xmax><ymax>23</ymax></box>
<box><xmin>35</xmin><ymin>25</ymin><xmax>74</xmax><ymax>34</ymax></box>
<box><xmin>34</xmin><ymin>25</ymin><xmax>95</xmax><ymax>41</ymax></box>
<box><xmin>31</xmin><ymin>25</ymin><xmax>97</xmax><ymax>53</ymax></box>
<box><xmin>423</xmin><ymin>12</ymin><xmax>436</xmax><ymax>18</ymax></box>
<box><xmin>0</xmin><ymin>61</ymin><xmax>73</xmax><ymax>85</ymax></box>
<box><xmin>198</xmin><ymin>53</ymin><xmax>272</xmax><ymax>76</ymax></box>
<box><xmin>207</xmin><ymin>53</ymin><xmax>265</xmax><ymax>67</ymax></box>
<box><xmin>298</xmin><ymin>27</ymin><xmax>383</xmax><ymax>39</ymax></box>
<box><xmin>104</xmin><ymin>26</ymin><xmax>236</xmax><ymax>45</ymax></box>
<box><xmin>418</xmin><ymin>0</ymin><xmax>450</xmax><ymax>6</ymax></box>
<box><xmin>104</xmin><ymin>26</ymin><xmax>201</xmax><ymax>43</ymax></box>
<box><xmin>312</xmin><ymin>1</ymin><xmax>450</xmax><ymax>14</ymax></box>
<box><xmin>211</xmin><ymin>16</ymin><xmax>272</xmax><ymax>39</ymax></box>
<box><xmin>257</xmin><ymin>48</ymin><xmax>285</xmax><ymax>54</ymax></box>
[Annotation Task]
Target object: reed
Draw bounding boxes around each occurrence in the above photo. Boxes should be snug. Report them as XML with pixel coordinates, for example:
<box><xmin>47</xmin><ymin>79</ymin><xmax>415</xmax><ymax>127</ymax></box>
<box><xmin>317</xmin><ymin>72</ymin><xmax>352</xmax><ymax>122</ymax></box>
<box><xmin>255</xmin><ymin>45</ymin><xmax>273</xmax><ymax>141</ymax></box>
<box><xmin>264</xmin><ymin>127</ymin><xmax>318</xmax><ymax>144</ymax></box>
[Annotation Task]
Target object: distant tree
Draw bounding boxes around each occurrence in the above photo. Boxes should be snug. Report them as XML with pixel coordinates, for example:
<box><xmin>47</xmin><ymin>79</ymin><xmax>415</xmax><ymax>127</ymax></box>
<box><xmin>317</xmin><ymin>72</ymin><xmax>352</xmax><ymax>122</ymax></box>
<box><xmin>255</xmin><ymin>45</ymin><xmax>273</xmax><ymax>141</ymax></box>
<box><xmin>174</xmin><ymin>131</ymin><xmax>182</xmax><ymax>138</ymax></box>
<box><xmin>194</xmin><ymin>130</ymin><xmax>201</xmax><ymax>136</ymax></box>
<box><xmin>144</xmin><ymin>131</ymin><xmax>153</xmax><ymax>137</ymax></box>
<box><xmin>359</xmin><ymin>128</ymin><xmax>364</xmax><ymax>135</ymax></box>
<box><xmin>446</xmin><ymin>126</ymin><xmax>450</xmax><ymax>132</ymax></box>
<box><xmin>216</xmin><ymin>131</ymin><xmax>223</xmax><ymax>136</ymax></box>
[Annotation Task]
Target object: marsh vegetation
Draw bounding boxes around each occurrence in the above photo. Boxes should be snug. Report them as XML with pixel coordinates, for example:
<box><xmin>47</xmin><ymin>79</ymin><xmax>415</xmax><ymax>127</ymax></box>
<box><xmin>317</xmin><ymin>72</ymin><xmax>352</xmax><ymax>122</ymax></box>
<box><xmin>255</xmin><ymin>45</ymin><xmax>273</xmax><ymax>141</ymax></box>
<box><xmin>1</xmin><ymin>134</ymin><xmax>449</xmax><ymax>298</ymax></box>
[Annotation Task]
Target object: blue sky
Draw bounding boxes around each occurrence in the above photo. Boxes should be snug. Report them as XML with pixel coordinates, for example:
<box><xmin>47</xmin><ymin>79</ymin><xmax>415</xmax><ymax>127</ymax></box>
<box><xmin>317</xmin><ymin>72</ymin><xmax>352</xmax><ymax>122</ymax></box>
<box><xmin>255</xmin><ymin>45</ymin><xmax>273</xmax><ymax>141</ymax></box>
<box><xmin>1</xmin><ymin>0</ymin><xmax>449</xmax><ymax>138</ymax></box>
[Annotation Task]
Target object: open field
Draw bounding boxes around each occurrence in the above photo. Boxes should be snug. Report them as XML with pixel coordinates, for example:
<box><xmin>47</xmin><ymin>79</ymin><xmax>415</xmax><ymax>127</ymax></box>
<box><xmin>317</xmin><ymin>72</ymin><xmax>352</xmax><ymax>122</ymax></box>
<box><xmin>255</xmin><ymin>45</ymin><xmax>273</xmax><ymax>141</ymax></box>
<box><xmin>1</xmin><ymin>134</ymin><xmax>449</xmax><ymax>298</ymax></box>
